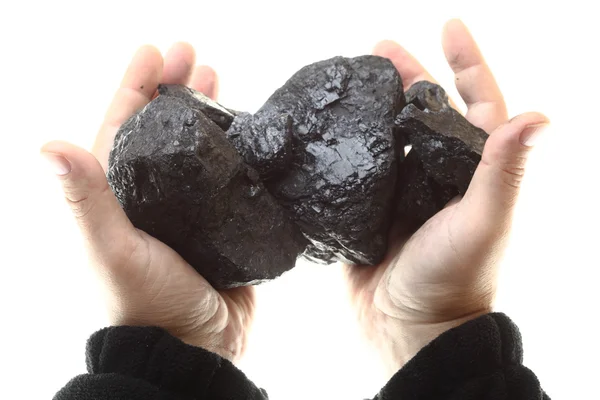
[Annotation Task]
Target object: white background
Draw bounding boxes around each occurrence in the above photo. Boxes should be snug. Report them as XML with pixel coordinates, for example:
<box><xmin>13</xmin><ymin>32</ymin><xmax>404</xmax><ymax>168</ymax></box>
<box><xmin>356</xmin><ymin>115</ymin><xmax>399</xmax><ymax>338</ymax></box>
<box><xmin>1</xmin><ymin>1</ymin><xmax>599</xmax><ymax>399</ymax></box>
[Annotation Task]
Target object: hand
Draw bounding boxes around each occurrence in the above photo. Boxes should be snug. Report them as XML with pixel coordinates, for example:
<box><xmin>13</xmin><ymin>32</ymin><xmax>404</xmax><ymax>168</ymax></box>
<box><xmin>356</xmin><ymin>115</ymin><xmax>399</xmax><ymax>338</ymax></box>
<box><xmin>345</xmin><ymin>19</ymin><xmax>549</xmax><ymax>375</ymax></box>
<box><xmin>41</xmin><ymin>44</ymin><xmax>255</xmax><ymax>362</ymax></box>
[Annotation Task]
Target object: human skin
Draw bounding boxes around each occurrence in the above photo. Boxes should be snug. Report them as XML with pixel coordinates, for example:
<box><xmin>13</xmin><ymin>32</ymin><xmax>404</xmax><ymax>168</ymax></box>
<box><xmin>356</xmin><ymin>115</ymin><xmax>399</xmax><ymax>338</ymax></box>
<box><xmin>41</xmin><ymin>43</ymin><xmax>254</xmax><ymax>362</ymax></box>
<box><xmin>344</xmin><ymin>19</ymin><xmax>548</xmax><ymax>376</ymax></box>
<box><xmin>40</xmin><ymin>19</ymin><xmax>547</xmax><ymax>372</ymax></box>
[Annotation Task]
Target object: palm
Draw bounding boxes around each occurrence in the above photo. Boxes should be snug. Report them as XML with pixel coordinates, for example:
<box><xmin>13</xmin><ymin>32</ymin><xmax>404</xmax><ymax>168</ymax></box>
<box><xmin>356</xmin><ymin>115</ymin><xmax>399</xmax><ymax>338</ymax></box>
<box><xmin>114</xmin><ymin>230</ymin><xmax>255</xmax><ymax>359</ymax></box>
<box><xmin>74</xmin><ymin>43</ymin><xmax>257</xmax><ymax>361</ymax></box>
<box><xmin>346</xmin><ymin>21</ymin><xmax>513</xmax><ymax>348</ymax></box>
<box><xmin>347</xmin><ymin>201</ymin><xmax>485</xmax><ymax>320</ymax></box>
<box><xmin>384</xmin><ymin>205</ymin><xmax>470</xmax><ymax>319</ymax></box>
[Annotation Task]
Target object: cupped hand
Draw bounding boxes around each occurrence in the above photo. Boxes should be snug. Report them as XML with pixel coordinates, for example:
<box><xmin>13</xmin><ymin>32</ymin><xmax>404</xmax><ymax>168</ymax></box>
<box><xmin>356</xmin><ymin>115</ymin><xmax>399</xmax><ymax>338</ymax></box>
<box><xmin>345</xmin><ymin>19</ymin><xmax>549</xmax><ymax>374</ymax></box>
<box><xmin>41</xmin><ymin>44</ymin><xmax>254</xmax><ymax>362</ymax></box>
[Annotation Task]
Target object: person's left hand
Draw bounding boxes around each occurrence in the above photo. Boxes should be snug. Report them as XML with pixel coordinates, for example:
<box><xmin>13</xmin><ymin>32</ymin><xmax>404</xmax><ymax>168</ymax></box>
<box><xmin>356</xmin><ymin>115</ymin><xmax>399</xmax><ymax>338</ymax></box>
<box><xmin>344</xmin><ymin>19</ymin><xmax>548</xmax><ymax>375</ymax></box>
<box><xmin>41</xmin><ymin>44</ymin><xmax>255</xmax><ymax>362</ymax></box>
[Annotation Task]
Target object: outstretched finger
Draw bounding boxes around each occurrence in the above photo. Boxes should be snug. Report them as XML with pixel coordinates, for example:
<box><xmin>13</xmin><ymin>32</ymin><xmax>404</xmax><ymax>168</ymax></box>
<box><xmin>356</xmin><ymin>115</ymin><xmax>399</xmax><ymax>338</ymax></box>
<box><xmin>442</xmin><ymin>19</ymin><xmax>508</xmax><ymax>133</ymax></box>
<box><xmin>189</xmin><ymin>65</ymin><xmax>219</xmax><ymax>100</ymax></box>
<box><xmin>374</xmin><ymin>40</ymin><xmax>437</xmax><ymax>90</ymax></box>
<box><xmin>93</xmin><ymin>46</ymin><xmax>163</xmax><ymax>170</ymax></box>
<box><xmin>374</xmin><ymin>40</ymin><xmax>459</xmax><ymax>109</ymax></box>
<box><xmin>162</xmin><ymin>42</ymin><xmax>196</xmax><ymax>85</ymax></box>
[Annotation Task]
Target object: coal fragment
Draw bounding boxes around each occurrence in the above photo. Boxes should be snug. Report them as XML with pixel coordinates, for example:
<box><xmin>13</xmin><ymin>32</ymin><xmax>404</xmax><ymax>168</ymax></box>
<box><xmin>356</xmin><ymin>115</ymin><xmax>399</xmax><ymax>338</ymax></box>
<box><xmin>394</xmin><ymin>150</ymin><xmax>459</xmax><ymax>230</ymax></box>
<box><xmin>226</xmin><ymin>111</ymin><xmax>294</xmax><ymax>180</ymax></box>
<box><xmin>108</xmin><ymin>61</ymin><xmax>490</xmax><ymax>286</ymax></box>
<box><xmin>396</xmin><ymin>81</ymin><xmax>488</xmax><ymax>195</ymax></box>
<box><xmin>107</xmin><ymin>95</ymin><xmax>307</xmax><ymax>289</ymax></box>
<box><xmin>258</xmin><ymin>56</ymin><xmax>404</xmax><ymax>265</ymax></box>
<box><xmin>404</xmin><ymin>80</ymin><xmax>451</xmax><ymax>112</ymax></box>
<box><xmin>157</xmin><ymin>84</ymin><xmax>235</xmax><ymax>130</ymax></box>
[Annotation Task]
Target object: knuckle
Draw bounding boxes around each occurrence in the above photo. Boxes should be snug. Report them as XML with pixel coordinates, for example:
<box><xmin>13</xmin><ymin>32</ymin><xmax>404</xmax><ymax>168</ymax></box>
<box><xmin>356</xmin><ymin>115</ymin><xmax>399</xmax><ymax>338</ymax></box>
<box><xmin>482</xmin><ymin>141</ymin><xmax>529</xmax><ymax>190</ymax></box>
<box><xmin>498</xmin><ymin>155</ymin><xmax>528</xmax><ymax>189</ymax></box>
<box><xmin>499</xmin><ymin>165</ymin><xmax>525</xmax><ymax>189</ymax></box>
<box><xmin>65</xmin><ymin>191</ymin><xmax>94</xmax><ymax>219</ymax></box>
<box><xmin>64</xmin><ymin>182</ymin><xmax>111</xmax><ymax>220</ymax></box>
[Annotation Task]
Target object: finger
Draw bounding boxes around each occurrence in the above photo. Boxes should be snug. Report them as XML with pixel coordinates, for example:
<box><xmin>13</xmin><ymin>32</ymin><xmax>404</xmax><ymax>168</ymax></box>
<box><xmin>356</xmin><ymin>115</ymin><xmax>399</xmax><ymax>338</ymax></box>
<box><xmin>458</xmin><ymin>112</ymin><xmax>549</xmax><ymax>234</ymax></box>
<box><xmin>41</xmin><ymin>141</ymin><xmax>141</xmax><ymax>271</ymax></box>
<box><xmin>442</xmin><ymin>19</ymin><xmax>508</xmax><ymax>133</ymax></box>
<box><xmin>162</xmin><ymin>42</ymin><xmax>196</xmax><ymax>84</ymax></box>
<box><xmin>93</xmin><ymin>46</ymin><xmax>164</xmax><ymax>171</ymax></box>
<box><xmin>189</xmin><ymin>65</ymin><xmax>219</xmax><ymax>100</ymax></box>
<box><xmin>373</xmin><ymin>40</ymin><xmax>437</xmax><ymax>90</ymax></box>
<box><xmin>373</xmin><ymin>40</ymin><xmax>459</xmax><ymax>109</ymax></box>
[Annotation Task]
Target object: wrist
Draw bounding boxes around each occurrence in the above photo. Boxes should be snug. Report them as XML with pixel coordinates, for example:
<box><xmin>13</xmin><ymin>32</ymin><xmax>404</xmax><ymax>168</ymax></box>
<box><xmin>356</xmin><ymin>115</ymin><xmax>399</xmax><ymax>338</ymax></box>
<box><xmin>379</xmin><ymin>310</ymin><xmax>490</xmax><ymax>374</ymax></box>
<box><xmin>107</xmin><ymin>291</ymin><xmax>243</xmax><ymax>362</ymax></box>
<box><xmin>179</xmin><ymin>334</ymin><xmax>237</xmax><ymax>362</ymax></box>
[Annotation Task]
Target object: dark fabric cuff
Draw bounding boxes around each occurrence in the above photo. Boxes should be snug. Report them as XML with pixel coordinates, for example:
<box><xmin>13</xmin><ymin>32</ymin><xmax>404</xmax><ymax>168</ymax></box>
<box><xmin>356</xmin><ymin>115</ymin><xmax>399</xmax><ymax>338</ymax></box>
<box><xmin>376</xmin><ymin>313</ymin><xmax>544</xmax><ymax>399</ymax></box>
<box><xmin>85</xmin><ymin>326</ymin><xmax>268</xmax><ymax>399</ymax></box>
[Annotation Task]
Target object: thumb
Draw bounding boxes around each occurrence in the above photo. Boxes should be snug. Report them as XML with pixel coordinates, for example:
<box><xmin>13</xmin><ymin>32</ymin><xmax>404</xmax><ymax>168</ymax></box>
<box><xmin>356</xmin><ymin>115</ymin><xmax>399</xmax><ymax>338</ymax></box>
<box><xmin>40</xmin><ymin>141</ymin><xmax>141</xmax><ymax>270</ymax></box>
<box><xmin>458</xmin><ymin>112</ymin><xmax>549</xmax><ymax>233</ymax></box>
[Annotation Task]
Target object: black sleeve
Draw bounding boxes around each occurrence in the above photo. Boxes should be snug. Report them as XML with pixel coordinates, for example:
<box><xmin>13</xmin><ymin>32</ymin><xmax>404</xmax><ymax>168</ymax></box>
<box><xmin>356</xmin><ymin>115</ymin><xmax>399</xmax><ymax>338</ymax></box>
<box><xmin>373</xmin><ymin>312</ymin><xmax>550</xmax><ymax>399</ymax></box>
<box><xmin>53</xmin><ymin>326</ymin><xmax>268</xmax><ymax>400</ymax></box>
<box><xmin>54</xmin><ymin>313</ymin><xmax>548</xmax><ymax>400</ymax></box>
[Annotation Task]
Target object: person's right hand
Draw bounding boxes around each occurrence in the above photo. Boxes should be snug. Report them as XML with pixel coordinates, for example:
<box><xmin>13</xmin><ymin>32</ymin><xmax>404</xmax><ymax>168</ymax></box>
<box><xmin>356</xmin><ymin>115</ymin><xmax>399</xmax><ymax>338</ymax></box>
<box><xmin>41</xmin><ymin>44</ymin><xmax>255</xmax><ymax>362</ymax></box>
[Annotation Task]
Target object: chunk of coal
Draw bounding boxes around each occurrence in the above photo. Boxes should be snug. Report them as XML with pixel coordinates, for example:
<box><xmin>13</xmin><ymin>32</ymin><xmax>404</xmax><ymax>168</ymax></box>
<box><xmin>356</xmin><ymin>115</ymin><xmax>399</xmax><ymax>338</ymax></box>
<box><xmin>109</xmin><ymin>59</ymin><xmax>492</xmax><ymax>285</ymax></box>
<box><xmin>107</xmin><ymin>95</ymin><xmax>308</xmax><ymax>289</ymax></box>
<box><xmin>396</xmin><ymin>81</ymin><xmax>488</xmax><ymax>195</ymax></box>
<box><xmin>404</xmin><ymin>80</ymin><xmax>451</xmax><ymax>112</ymax></box>
<box><xmin>394</xmin><ymin>150</ymin><xmax>459</xmax><ymax>231</ymax></box>
<box><xmin>301</xmin><ymin>243</ymin><xmax>337</xmax><ymax>265</ymax></box>
<box><xmin>252</xmin><ymin>56</ymin><xmax>404</xmax><ymax>265</ymax></box>
<box><xmin>157</xmin><ymin>84</ymin><xmax>235</xmax><ymax>130</ymax></box>
<box><xmin>226</xmin><ymin>111</ymin><xmax>293</xmax><ymax>180</ymax></box>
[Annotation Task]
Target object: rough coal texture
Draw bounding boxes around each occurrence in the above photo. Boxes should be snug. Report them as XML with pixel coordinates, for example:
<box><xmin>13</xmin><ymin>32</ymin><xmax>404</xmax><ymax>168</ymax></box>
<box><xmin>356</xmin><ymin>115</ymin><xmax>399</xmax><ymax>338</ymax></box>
<box><xmin>107</xmin><ymin>95</ymin><xmax>308</xmax><ymax>289</ymax></box>
<box><xmin>157</xmin><ymin>84</ymin><xmax>235</xmax><ymax>130</ymax></box>
<box><xmin>225</xmin><ymin>111</ymin><xmax>294</xmax><ymax>180</ymax></box>
<box><xmin>394</xmin><ymin>150</ymin><xmax>459</xmax><ymax>231</ymax></box>
<box><xmin>251</xmin><ymin>56</ymin><xmax>404</xmax><ymax>265</ymax></box>
<box><xmin>396</xmin><ymin>81</ymin><xmax>488</xmax><ymax>204</ymax></box>
<box><xmin>404</xmin><ymin>80</ymin><xmax>451</xmax><ymax>112</ymax></box>
<box><xmin>107</xmin><ymin>64</ymin><xmax>489</xmax><ymax>288</ymax></box>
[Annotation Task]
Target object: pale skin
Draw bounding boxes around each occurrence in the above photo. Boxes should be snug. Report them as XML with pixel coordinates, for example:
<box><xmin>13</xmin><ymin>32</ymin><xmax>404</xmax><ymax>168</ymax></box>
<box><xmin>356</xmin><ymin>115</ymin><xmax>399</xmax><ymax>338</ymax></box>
<box><xmin>41</xmin><ymin>19</ymin><xmax>548</xmax><ymax>375</ymax></box>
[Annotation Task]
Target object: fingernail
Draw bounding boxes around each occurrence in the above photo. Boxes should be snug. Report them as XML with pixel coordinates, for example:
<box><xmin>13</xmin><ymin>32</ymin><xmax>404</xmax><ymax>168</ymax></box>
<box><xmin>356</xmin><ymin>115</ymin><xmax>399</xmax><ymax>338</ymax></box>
<box><xmin>520</xmin><ymin>123</ymin><xmax>548</xmax><ymax>147</ymax></box>
<box><xmin>41</xmin><ymin>152</ymin><xmax>71</xmax><ymax>176</ymax></box>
